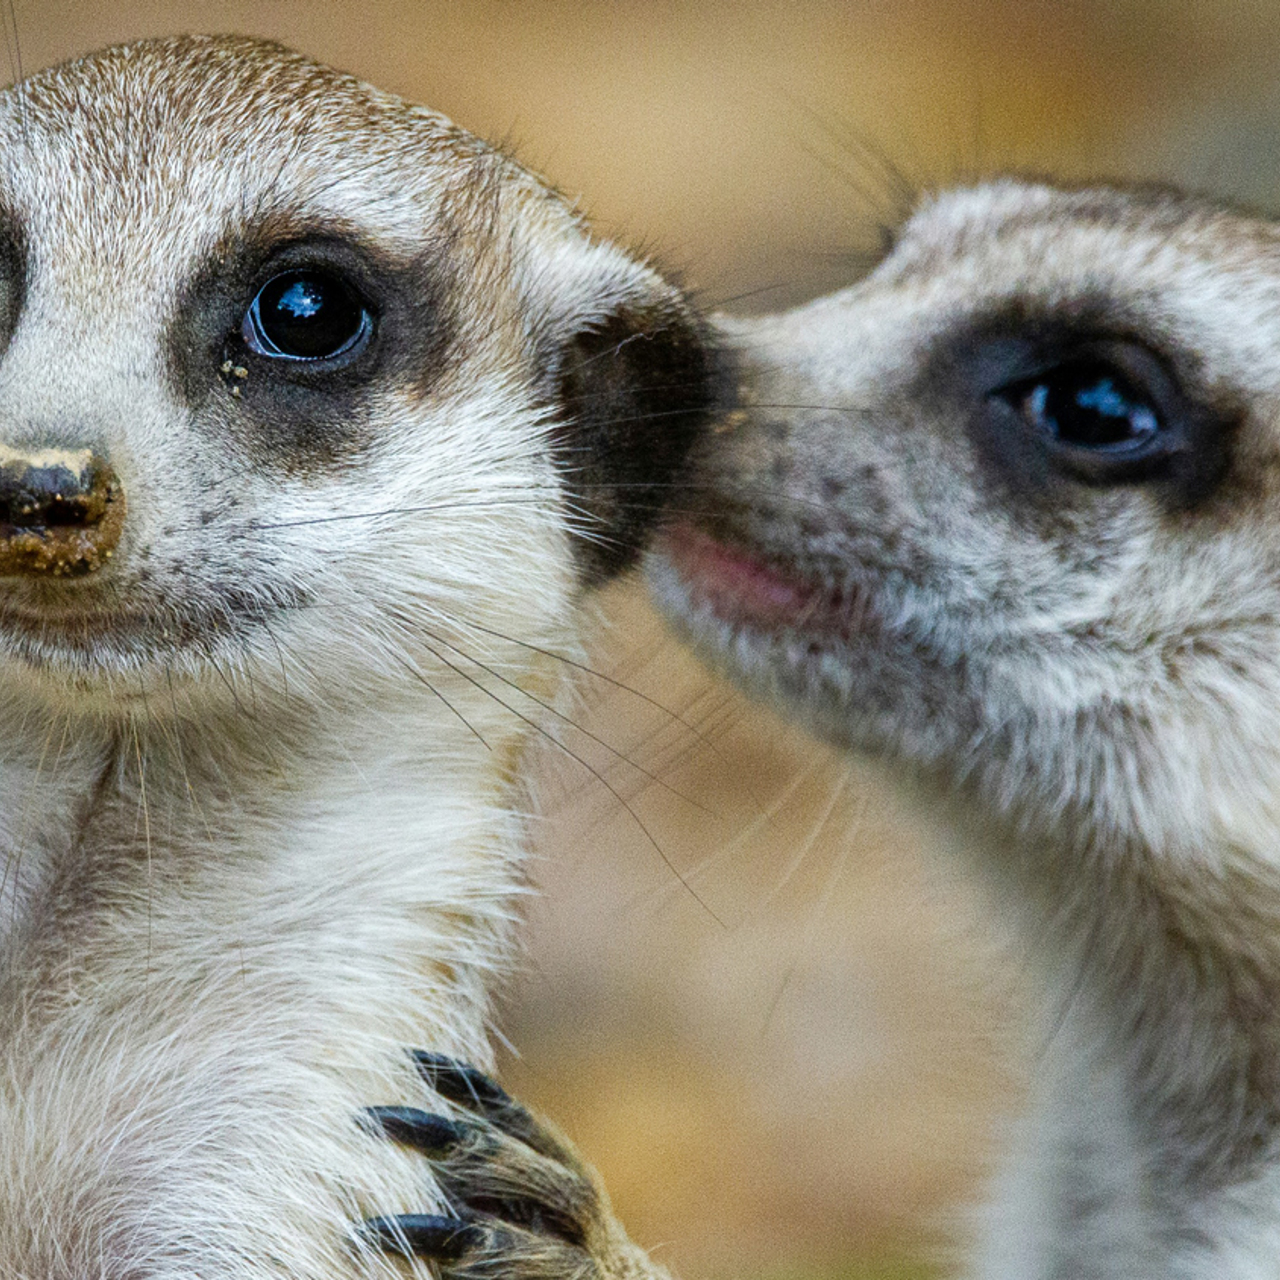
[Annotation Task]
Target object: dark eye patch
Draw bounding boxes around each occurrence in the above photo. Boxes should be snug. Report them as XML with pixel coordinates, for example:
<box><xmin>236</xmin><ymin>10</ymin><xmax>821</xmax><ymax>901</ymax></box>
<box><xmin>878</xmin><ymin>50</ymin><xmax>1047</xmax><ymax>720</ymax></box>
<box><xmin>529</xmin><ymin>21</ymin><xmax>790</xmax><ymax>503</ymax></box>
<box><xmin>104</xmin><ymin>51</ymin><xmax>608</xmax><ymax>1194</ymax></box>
<box><xmin>987</xmin><ymin>341</ymin><xmax>1180</xmax><ymax>484</ymax></box>
<box><xmin>0</xmin><ymin>205</ymin><xmax>27</xmax><ymax>362</ymax></box>
<box><xmin>922</xmin><ymin>306</ymin><xmax>1241</xmax><ymax>511</ymax></box>
<box><xmin>1000</xmin><ymin>360</ymin><xmax>1161</xmax><ymax>454</ymax></box>
<box><xmin>167</xmin><ymin>216</ymin><xmax>455</xmax><ymax>473</ymax></box>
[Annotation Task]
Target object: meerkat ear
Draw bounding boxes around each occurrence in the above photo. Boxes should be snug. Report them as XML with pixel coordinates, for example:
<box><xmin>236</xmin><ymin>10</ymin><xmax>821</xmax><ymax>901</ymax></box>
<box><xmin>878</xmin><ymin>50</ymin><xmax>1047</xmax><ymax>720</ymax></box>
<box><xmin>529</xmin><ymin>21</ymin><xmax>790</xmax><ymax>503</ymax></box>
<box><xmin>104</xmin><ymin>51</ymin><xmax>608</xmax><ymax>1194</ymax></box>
<box><xmin>537</xmin><ymin>239</ymin><xmax>719</xmax><ymax>585</ymax></box>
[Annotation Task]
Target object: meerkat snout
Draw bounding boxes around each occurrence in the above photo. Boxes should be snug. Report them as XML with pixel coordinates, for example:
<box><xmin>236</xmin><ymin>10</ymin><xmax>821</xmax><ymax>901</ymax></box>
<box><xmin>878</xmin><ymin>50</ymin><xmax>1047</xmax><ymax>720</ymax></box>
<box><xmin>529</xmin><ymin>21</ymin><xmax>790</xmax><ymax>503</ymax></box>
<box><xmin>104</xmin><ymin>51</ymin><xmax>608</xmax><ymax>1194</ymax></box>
<box><xmin>0</xmin><ymin>444</ymin><xmax>123</xmax><ymax>577</ymax></box>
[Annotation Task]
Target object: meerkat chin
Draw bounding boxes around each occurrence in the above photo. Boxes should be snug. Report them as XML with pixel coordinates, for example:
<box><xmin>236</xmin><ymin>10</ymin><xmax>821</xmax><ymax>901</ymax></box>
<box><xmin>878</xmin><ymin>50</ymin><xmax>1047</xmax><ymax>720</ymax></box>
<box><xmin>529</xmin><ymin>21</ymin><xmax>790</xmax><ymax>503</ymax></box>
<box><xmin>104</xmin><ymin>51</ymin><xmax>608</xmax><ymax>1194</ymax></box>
<box><xmin>651</xmin><ymin>178</ymin><xmax>1280</xmax><ymax>1278</ymax></box>
<box><xmin>0</xmin><ymin>34</ymin><xmax>715</xmax><ymax>1280</ymax></box>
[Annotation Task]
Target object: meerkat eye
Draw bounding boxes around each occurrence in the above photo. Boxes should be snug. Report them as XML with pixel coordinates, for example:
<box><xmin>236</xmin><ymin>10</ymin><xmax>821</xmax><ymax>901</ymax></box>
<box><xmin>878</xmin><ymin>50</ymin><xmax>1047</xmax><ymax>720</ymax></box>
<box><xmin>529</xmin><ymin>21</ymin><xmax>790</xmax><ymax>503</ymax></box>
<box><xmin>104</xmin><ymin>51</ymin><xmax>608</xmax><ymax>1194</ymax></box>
<box><xmin>243</xmin><ymin>269</ymin><xmax>372</xmax><ymax>361</ymax></box>
<box><xmin>1002</xmin><ymin>359</ymin><xmax>1162</xmax><ymax>454</ymax></box>
<box><xmin>971</xmin><ymin>333</ymin><xmax>1228</xmax><ymax>498</ymax></box>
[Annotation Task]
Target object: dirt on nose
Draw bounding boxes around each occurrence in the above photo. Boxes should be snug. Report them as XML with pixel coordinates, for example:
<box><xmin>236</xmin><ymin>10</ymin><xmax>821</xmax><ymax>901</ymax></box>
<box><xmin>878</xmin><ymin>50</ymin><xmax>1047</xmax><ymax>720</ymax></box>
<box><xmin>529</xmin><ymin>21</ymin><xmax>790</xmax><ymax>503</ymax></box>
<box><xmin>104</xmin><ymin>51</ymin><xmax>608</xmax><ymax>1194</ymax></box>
<box><xmin>0</xmin><ymin>445</ymin><xmax>126</xmax><ymax>578</ymax></box>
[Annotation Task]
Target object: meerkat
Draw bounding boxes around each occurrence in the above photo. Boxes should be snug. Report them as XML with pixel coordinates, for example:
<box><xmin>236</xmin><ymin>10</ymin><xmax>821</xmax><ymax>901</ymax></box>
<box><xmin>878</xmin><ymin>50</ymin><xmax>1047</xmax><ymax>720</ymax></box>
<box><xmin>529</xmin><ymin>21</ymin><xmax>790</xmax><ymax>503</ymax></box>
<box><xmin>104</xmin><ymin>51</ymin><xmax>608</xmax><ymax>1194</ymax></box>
<box><xmin>0</xmin><ymin>33</ymin><xmax>716</xmax><ymax>1280</ymax></box>
<box><xmin>643</xmin><ymin>178</ymin><xmax>1280</xmax><ymax>1277</ymax></box>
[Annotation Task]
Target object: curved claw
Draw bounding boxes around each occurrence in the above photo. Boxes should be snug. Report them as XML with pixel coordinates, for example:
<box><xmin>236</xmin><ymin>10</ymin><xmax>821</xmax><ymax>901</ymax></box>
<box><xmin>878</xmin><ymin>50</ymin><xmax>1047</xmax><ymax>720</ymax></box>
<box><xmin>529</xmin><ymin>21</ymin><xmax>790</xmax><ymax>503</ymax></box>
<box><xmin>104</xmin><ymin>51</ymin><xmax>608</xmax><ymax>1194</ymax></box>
<box><xmin>363</xmin><ymin>1104</ymin><xmax>467</xmax><ymax>1153</ymax></box>
<box><xmin>361</xmin><ymin>1212</ymin><xmax>483</xmax><ymax>1261</ymax></box>
<box><xmin>411</xmin><ymin>1050</ymin><xmax>512</xmax><ymax>1110</ymax></box>
<box><xmin>409</xmin><ymin>1051</ymin><xmax>557</xmax><ymax>1156</ymax></box>
<box><xmin>360</xmin><ymin>1054</ymin><xmax>647</xmax><ymax>1279</ymax></box>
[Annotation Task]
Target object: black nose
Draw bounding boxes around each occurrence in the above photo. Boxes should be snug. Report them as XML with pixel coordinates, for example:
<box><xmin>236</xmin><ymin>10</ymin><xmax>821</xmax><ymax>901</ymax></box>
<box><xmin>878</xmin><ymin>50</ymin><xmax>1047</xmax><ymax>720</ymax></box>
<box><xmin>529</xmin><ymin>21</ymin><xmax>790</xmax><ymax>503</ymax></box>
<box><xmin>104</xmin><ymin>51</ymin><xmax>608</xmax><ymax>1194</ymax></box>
<box><xmin>0</xmin><ymin>445</ymin><xmax>125</xmax><ymax>577</ymax></box>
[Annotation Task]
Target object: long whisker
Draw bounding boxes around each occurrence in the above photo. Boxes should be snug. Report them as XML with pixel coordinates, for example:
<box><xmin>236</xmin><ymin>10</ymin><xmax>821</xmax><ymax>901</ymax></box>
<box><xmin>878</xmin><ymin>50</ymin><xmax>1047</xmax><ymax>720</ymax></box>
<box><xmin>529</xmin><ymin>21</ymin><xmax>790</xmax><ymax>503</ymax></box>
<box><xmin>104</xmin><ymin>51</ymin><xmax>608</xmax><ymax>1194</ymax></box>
<box><xmin>412</xmin><ymin>620</ymin><xmax>718</xmax><ymax>819</ymax></box>
<box><xmin>246</xmin><ymin>495</ymin><xmax>559</xmax><ymax>532</ymax></box>
<box><xmin>2</xmin><ymin>708</ymin><xmax>64</xmax><ymax>938</ymax></box>
<box><xmin>453</xmin><ymin>617</ymin><xmax>761</xmax><ymax>811</ymax></box>
<box><xmin>698</xmin><ymin>281</ymin><xmax>797</xmax><ymax>310</ymax></box>
<box><xmin>763</xmin><ymin>765</ymin><xmax>858</xmax><ymax>1034</ymax></box>
<box><xmin>785</xmin><ymin>94</ymin><xmax>918</xmax><ymax>225</ymax></box>
<box><xmin>238</xmin><ymin>472</ymin><xmax>869</xmax><ymax>539</ymax></box>
<box><xmin>1</xmin><ymin>0</ymin><xmax>25</xmax><ymax>142</ymax></box>
<box><xmin>130</xmin><ymin>718</ymin><xmax>154</xmax><ymax>977</ymax></box>
<box><xmin>393</xmin><ymin>649</ymin><xmax>492</xmax><ymax>751</ymax></box>
<box><xmin>406</xmin><ymin>628</ymin><xmax>726</xmax><ymax>925</ymax></box>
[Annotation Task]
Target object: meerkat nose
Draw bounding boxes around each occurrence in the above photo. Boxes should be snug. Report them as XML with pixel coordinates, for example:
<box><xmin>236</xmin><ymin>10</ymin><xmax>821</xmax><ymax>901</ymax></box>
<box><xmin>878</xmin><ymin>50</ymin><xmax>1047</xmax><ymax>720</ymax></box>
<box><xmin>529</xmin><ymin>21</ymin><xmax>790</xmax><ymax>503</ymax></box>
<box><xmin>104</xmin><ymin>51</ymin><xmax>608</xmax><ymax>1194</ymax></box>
<box><xmin>0</xmin><ymin>444</ymin><xmax>125</xmax><ymax>578</ymax></box>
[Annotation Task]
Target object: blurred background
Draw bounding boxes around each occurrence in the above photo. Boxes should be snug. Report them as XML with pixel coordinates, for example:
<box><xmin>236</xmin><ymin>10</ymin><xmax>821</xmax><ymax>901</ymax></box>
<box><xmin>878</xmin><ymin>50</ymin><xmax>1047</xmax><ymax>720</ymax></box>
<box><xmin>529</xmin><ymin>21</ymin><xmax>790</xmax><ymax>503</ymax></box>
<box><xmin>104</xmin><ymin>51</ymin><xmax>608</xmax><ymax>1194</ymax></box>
<box><xmin>16</xmin><ymin>2</ymin><xmax>1280</xmax><ymax>1276</ymax></box>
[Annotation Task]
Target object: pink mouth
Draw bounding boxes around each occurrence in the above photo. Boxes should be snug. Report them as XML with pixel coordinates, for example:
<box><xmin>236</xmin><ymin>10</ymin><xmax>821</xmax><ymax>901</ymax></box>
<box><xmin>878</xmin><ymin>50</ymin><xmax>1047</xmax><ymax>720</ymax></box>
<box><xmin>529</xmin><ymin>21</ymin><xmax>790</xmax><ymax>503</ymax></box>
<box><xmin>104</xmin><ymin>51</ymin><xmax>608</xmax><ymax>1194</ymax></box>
<box><xmin>661</xmin><ymin>522</ymin><xmax>859</xmax><ymax>635</ymax></box>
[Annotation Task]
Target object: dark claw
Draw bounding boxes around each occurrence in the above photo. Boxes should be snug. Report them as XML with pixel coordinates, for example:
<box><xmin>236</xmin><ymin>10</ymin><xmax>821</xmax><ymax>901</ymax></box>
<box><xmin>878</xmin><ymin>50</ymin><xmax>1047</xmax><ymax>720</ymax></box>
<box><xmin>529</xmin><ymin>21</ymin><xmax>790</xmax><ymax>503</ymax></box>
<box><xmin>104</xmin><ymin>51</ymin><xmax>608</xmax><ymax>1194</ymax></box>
<box><xmin>362</xmin><ymin>1054</ymin><xmax>602</xmax><ymax>1266</ymax></box>
<box><xmin>361</xmin><ymin>1213</ymin><xmax>484</xmax><ymax>1261</ymax></box>
<box><xmin>363</xmin><ymin>1105</ymin><xmax>467</xmax><ymax>1154</ymax></box>
<box><xmin>409</xmin><ymin>1050</ymin><xmax>554</xmax><ymax>1156</ymax></box>
<box><xmin>411</xmin><ymin>1050</ymin><xmax>512</xmax><ymax>1110</ymax></box>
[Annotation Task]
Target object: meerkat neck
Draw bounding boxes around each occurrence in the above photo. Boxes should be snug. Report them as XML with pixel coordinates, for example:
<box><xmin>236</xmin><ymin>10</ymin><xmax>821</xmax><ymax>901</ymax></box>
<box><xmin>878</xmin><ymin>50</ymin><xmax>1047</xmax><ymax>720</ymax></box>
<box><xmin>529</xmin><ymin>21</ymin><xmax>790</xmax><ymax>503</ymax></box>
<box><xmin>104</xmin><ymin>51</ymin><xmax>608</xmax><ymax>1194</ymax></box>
<box><xmin>0</xmin><ymin>680</ymin><xmax>540</xmax><ymax>1274</ymax></box>
<box><xmin>0</xmin><ymin>679</ymin><xmax>530</xmax><ymax>1069</ymax></box>
<box><xmin>957</xmin><ymin>801</ymin><xmax>1280</xmax><ymax>1273</ymax></box>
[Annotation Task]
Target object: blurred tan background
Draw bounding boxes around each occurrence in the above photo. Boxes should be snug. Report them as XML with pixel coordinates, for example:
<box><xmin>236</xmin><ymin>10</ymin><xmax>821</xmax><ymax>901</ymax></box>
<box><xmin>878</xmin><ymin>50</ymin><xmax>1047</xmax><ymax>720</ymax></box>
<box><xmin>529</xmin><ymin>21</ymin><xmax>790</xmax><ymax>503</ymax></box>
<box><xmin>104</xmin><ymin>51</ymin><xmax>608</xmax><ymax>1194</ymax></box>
<box><xmin>16</xmin><ymin>3</ymin><xmax>1280</xmax><ymax>1277</ymax></box>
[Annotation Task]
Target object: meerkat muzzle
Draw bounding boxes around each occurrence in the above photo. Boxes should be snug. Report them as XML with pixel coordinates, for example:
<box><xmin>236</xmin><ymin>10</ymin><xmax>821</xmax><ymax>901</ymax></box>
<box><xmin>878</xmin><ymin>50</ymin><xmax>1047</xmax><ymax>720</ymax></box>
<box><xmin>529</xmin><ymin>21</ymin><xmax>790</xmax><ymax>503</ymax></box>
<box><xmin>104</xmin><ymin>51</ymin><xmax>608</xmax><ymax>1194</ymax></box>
<box><xmin>0</xmin><ymin>444</ymin><xmax>125</xmax><ymax>578</ymax></box>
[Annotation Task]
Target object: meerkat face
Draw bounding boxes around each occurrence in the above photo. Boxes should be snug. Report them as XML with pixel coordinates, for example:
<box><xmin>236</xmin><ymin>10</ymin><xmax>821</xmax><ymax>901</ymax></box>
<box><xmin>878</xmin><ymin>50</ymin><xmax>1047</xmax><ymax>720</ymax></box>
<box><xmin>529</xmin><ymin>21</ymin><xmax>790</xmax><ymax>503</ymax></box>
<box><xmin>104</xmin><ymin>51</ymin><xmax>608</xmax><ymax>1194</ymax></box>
<box><xmin>654</xmin><ymin>180</ymin><xmax>1280</xmax><ymax>857</ymax></box>
<box><xmin>0</xmin><ymin>35</ymin><xmax>712</xmax><ymax>715</ymax></box>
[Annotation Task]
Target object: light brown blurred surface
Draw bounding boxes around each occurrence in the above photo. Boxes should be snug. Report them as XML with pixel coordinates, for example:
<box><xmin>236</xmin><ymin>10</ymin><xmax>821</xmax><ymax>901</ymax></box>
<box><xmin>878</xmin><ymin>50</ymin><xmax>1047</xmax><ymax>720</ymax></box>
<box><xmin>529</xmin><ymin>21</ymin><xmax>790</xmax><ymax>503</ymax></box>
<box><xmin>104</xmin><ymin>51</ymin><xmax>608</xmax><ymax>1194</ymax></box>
<box><xmin>17</xmin><ymin>2</ymin><xmax>1280</xmax><ymax>1275</ymax></box>
<box><xmin>510</xmin><ymin>586</ymin><xmax>1025</xmax><ymax>1278</ymax></box>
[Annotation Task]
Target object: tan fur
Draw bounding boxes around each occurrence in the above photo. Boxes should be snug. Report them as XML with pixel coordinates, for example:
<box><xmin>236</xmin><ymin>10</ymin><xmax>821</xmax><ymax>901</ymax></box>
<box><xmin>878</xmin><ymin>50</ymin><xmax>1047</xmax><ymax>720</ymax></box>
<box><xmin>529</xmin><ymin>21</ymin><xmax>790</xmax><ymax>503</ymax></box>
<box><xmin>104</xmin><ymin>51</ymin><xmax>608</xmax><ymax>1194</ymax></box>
<box><xmin>0</xmin><ymin>35</ymin><xmax>708</xmax><ymax>1279</ymax></box>
<box><xmin>650</xmin><ymin>179</ymin><xmax>1280</xmax><ymax>1277</ymax></box>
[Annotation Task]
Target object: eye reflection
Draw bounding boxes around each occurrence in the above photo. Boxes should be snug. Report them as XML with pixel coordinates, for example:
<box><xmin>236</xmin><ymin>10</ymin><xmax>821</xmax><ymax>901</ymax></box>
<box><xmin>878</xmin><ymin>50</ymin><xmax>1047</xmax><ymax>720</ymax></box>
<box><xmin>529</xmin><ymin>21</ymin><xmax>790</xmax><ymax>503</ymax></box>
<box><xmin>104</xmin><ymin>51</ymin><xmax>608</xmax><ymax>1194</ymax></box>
<box><xmin>1012</xmin><ymin>362</ymin><xmax>1162</xmax><ymax>452</ymax></box>
<box><xmin>243</xmin><ymin>269</ymin><xmax>372</xmax><ymax>362</ymax></box>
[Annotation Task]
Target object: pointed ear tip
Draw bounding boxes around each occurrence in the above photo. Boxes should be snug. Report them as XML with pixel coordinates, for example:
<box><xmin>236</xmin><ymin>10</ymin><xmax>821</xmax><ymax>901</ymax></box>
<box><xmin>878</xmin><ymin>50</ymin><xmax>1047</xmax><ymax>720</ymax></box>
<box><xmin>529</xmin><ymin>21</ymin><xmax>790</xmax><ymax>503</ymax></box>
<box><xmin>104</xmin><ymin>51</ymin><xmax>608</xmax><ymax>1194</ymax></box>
<box><xmin>529</xmin><ymin>223</ymin><xmax>694</xmax><ymax>328</ymax></box>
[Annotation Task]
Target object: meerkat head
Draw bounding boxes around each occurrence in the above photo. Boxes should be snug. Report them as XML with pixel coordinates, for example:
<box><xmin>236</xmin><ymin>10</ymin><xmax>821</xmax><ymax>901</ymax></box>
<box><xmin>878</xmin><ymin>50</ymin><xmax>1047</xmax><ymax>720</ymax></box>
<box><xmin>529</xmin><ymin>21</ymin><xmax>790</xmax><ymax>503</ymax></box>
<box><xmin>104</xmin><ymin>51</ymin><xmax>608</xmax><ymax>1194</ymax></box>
<box><xmin>0</xmin><ymin>34</ymin><xmax>713</xmax><ymax>719</ymax></box>
<box><xmin>653</xmin><ymin>180</ymin><xmax>1280</xmax><ymax>863</ymax></box>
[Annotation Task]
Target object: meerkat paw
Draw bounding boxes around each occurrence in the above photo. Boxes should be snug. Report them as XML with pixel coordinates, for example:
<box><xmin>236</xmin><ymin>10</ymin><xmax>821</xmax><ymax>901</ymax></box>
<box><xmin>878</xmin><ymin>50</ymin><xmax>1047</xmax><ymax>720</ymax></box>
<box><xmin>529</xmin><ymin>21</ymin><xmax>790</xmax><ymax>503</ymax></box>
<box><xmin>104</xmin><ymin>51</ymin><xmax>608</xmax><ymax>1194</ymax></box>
<box><xmin>360</xmin><ymin>1051</ymin><xmax>670</xmax><ymax>1280</ymax></box>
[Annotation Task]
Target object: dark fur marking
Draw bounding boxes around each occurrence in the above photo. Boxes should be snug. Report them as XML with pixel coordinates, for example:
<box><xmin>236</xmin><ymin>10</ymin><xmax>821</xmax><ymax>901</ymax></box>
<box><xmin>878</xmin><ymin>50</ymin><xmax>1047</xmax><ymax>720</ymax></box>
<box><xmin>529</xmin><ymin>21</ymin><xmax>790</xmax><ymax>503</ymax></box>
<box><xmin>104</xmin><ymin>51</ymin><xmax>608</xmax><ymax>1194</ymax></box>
<box><xmin>165</xmin><ymin>214</ymin><xmax>457</xmax><ymax>474</ymax></box>
<box><xmin>552</xmin><ymin>302</ymin><xmax>721</xmax><ymax>584</ymax></box>
<box><xmin>0</xmin><ymin>203</ymin><xmax>27</xmax><ymax>363</ymax></box>
<box><xmin>914</xmin><ymin>300</ymin><xmax>1243</xmax><ymax>524</ymax></box>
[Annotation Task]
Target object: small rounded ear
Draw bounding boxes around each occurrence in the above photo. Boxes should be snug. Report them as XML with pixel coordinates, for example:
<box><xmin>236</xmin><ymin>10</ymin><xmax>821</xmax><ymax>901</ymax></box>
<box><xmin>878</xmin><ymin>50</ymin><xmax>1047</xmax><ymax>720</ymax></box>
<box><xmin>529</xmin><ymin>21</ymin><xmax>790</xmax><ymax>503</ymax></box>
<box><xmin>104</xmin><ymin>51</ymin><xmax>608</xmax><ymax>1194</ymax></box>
<box><xmin>545</xmin><ymin>251</ymin><xmax>721</xmax><ymax>585</ymax></box>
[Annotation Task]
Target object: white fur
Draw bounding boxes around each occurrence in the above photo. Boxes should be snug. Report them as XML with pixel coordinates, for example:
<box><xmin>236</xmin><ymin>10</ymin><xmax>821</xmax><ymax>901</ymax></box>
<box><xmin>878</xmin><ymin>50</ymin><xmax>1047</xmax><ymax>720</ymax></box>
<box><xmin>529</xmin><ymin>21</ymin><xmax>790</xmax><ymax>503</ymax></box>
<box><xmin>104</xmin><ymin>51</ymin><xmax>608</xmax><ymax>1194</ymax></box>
<box><xmin>652</xmin><ymin>179</ymin><xmax>1280</xmax><ymax>1278</ymax></box>
<box><xmin>0</xmin><ymin>35</ymin><xmax>699</xmax><ymax>1279</ymax></box>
